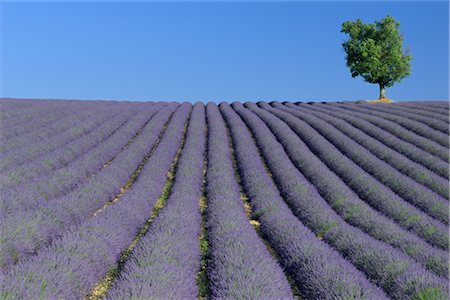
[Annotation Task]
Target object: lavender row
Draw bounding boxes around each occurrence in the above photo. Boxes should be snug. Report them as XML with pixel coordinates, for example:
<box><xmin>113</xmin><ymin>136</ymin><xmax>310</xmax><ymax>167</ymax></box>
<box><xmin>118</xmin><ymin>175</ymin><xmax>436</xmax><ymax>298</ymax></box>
<box><xmin>0</xmin><ymin>104</ymin><xmax>122</xmax><ymax>152</ymax></box>
<box><xmin>396</xmin><ymin>102</ymin><xmax>450</xmax><ymax>115</ymax></box>
<box><xmin>0</xmin><ymin>100</ymin><xmax>125</xmax><ymax>139</ymax></box>
<box><xmin>0</xmin><ymin>106</ymin><xmax>90</xmax><ymax>138</ymax></box>
<box><xmin>0</xmin><ymin>99</ymin><xmax>109</xmax><ymax>128</ymax></box>
<box><xmin>0</xmin><ymin>100</ymin><xmax>63</xmax><ymax>124</ymax></box>
<box><xmin>0</xmin><ymin>107</ymin><xmax>142</xmax><ymax>190</ymax></box>
<box><xmin>0</xmin><ymin>110</ymin><xmax>121</xmax><ymax>171</ymax></box>
<box><xmin>293</xmin><ymin>103</ymin><xmax>449</xmax><ymax>179</ymax></box>
<box><xmin>106</xmin><ymin>103</ymin><xmax>205</xmax><ymax>299</ymax></box>
<box><xmin>259</xmin><ymin>103</ymin><xmax>448</xmax><ymax>249</ymax></box>
<box><xmin>242</xmin><ymin>103</ymin><xmax>449</xmax><ymax>276</ymax></box>
<box><xmin>335</xmin><ymin>103</ymin><xmax>449</xmax><ymax>148</ymax></box>
<box><xmin>275</xmin><ymin>103</ymin><xmax>450</xmax><ymax>206</ymax></box>
<box><xmin>382</xmin><ymin>103</ymin><xmax>450</xmax><ymax>123</ymax></box>
<box><xmin>204</xmin><ymin>103</ymin><xmax>293</xmax><ymax>299</ymax></box>
<box><xmin>0</xmin><ymin>100</ymin><xmax>136</xmax><ymax>128</ymax></box>
<box><xmin>0</xmin><ymin>98</ymin><xmax>77</xmax><ymax>114</ymax></box>
<box><xmin>244</xmin><ymin>103</ymin><xmax>449</xmax><ymax>299</ymax></box>
<box><xmin>272</xmin><ymin>104</ymin><xmax>448</xmax><ymax>223</ymax></box>
<box><xmin>320</xmin><ymin>103</ymin><xmax>449</xmax><ymax>163</ymax></box>
<box><xmin>0</xmin><ymin>98</ymin><xmax>40</xmax><ymax>112</ymax></box>
<box><xmin>0</xmin><ymin>103</ymin><xmax>126</xmax><ymax>154</ymax></box>
<box><xmin>400</xmin><ymin>101</ymin><xmax>449</xmax><ymax>108</ymax></box>
<box><xmin>0</xmin><ymin>107</ymin><xmax>160</xmax><ymax>213</ymax></box>
<box><xmin>0</xmin><ymin>98</ymin><xmax>132</xmax><ymax>116</ymax></box>
<box><xmin>222</xmin><ymin>103</ymin><xmax>387</xmax><ymax>299</ymax></box>
<box><xmin>267</xmin><ymin>104</ymin><xmax>449</xmax><ymax>273</ymax></box>
<box><xmin>358</xmin><ymin>103</ymin><xmax>449</xmax><ymax>134</ymax></box>
<box><xmin>0</xmin><ymin>105</ymin><xmax>90</xmax><ymax>141</ymax></box>
<box><xmin>1</xmin><ymin>111</ymin><xmax>93</xmax><ymax>154</ymax></box>
<box><xmin>0</xmin><ymin>104</ymin><xmax>191</xmax><ymax>299</ymax></box>
<box><xmin>285</xmin><ymin>103</ymin><xmax>449</xmax><ymax>197</ymax></box>
<box><xmin>0</xmin><ymin>104</ymin><xmax>177</xmax><ymax>272</ymax></box>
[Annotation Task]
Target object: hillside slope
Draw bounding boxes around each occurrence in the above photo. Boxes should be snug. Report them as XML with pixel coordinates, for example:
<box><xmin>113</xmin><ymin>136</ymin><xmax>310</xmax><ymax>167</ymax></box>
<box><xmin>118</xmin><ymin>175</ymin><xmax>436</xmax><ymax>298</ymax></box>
<box><xmin>0</xmin><ymin>99</ymin><xmax>449</xmax><ymax>299</ymax></box>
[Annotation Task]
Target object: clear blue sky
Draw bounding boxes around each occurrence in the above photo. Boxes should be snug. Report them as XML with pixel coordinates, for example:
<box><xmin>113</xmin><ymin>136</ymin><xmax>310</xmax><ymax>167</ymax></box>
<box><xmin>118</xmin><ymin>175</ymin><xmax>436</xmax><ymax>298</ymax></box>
<box><xmin>0</xmin><ymin>1</ymin><xmax>448</xmax><ymax>103</ymax></box>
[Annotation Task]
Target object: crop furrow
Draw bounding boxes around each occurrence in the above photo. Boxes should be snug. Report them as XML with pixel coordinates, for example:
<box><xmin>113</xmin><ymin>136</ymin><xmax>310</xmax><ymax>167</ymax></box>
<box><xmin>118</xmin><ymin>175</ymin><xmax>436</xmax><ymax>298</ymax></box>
<box><xmin>274</xmin><ymin>103</ymin><xmax>450</xmax><ymax>202</ymax></box>
<box><xmin>0</xmin><ymin>101</ymin><xmax>128</xmax><ymax>142</ymax></box>
<box><xmin>242</xmin><ymin>103</ymin><xmax>448</xmax><ymax>299</ymax></box>
<box><xmin>197</xmin><ymin>115</ymin><xmax>209</xmax><ymax>300</ymax></box>
<box><xmin>0</xmin><ymin>102</ymin><xmax>125</xmax><ymax>152</ymax></box>
<box><xmin>0</xmin><ymin>104</ymin><xmax>177</xmax><ymax>273</ymax></box>
<box><xmin>318</xmin><ymin>103</ymin><xmax>449</xmax><ymax>162</ymax></box>
<box><xmin>0</xmin><ymin>109</ymin><xmax>99</xmax><ymax>153</ymax></box>
<box><xmin>292</xmin><ymin>103</ymin><xmax>449</xmax><ymax>179</ymax></box>
<box><xmin>0</xmin><ymin>99</ymin><xmax>40</xmax><ymax>113</ymax></box>
<box><xmin>267</xmin><ymin>103</ymin><xmax>448</xmax><ymax>224</ymax></box>
<box><xmin>223</xmin><ymin>103</ymin><xmax>388</xmax><ymax>299</ymax></box>
<box><xmin>0</xmin><ymin>99</ymin><xmax>448</xmax><ymax>300</ymax></box>
<box><xmin>0</xmin><ymin>104</ymin><xmax>163</xmax><ymax>213</ymax></box>
<box><xmin>0</xmin><ymin>104</ymin><xmax>191</xmax><ymax>300</ymax></box>
<box><xmin>222</xmin><ymin>106</ymin><xmax>302</xmax><ymax>299</ymax></box>
<box><xmin>0</xmin><ymin>109</ymin><xmax>121</xmax><ymax>171</ymax></box>
<box><xmin>102</xmin><ymin>104</ymin><xmax>205</xmax><ymax>299</ymax></box>
<box><xmin>231</xmin><ymin>103</ymin><xmax>449</xmax><ymax>276</ymax></box>
<box><xmin>0</xmin><ymin>101</ymin><xmax>79</xmax><ymax>128</ymax></box>
<box><xmin>357</xmin><ymin>103</ymin><xmax>449</xmax><ymax>133</ymax></box>
<box><xmin>0</xmin><ymin>108</ymin><xmax>137</xmax><ymax>189</ymax></box>
<box><xmin>0</xmin><ymin>107</ymin><xmax>83</xmax><ymax>141</ymax></box>
<box><xmin>87</xmin><ymin>105</ymin><xmax>163</xmax><ymax>180</ymax></box>
<box><xmin>334</xmin><ymin>103</ymin><xmax>449</xmax><ymax>147</ymax></box>
<box><xmin>396</xmin><ymin>103</ymin><xmax>450</xmax><ymax>116</ymax></box>
<box><xmin>87</xmin><ymin>107</ymin><xmax>190</xmax><ymax>300</ymax></box>
<box><xmin>255</xmin><ymin>103</ymin><xmax>448</xmax><ymax>249</ymax></box>
<box><xmin>384</xmin><ymin>104</ymin><xmax>450</xmax><ymax>122</ymax></box>
<box><xmin>200</xmin><ymin>103</ymin><xmax>293</xmax><ymax>299</ymax></box>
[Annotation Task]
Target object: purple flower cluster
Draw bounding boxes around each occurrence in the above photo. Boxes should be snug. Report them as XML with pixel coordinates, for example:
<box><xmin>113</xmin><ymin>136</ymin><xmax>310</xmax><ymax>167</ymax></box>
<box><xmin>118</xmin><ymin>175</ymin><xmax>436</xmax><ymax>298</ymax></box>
<box><xmin>399</xmin><ymin>101</ymin><xmax>449</xmax><ymax>109</ymax></box>
<box><xmin>257</xmin><ymin>103</ymin><xmax>448</xmax><ymax>250</ymax></box>
<box><xmin>335</xmin><ymin>103</ymin><xmax>449</xmax><ymax>148</ymax></box>
<box><xmin>0</xmin><ymin>107</ymin><xmax>107</xmax><ymax>154</ymax></box>
<box><xmin>0</xmin><ymin>98</ymin><xmax>448</xmax><ymax>299</ymax></box>
<box><xmin>0</xmin><ymin>104</ymin><xmax>86</xmax><ymax>140</ymax></box>
<box><xmin>0</xmin><ymin>103</ymin><xmax>192</xmax><ymax>299</ymax></box>
<box><xmin>326</xmin><ymin>103</ymin><xmax>449</xmax><ymax>161</ymax></box>
<box><xmin>0</xmin><ymin>100</ymin><xmax>140</xmax><ymax>138</ymax></box>
<box><xmin>271</xmin><ymin>103</ymin><xmax>449</xmax><ymax>223</ymax></box>
<box><xmin>0</xmin><ymin>108</ymin><xmax>137</xmax><ymax>189</ymax></box>
<box><xmin>357</xmin><ymin>103</ymin><xmax>449</xmax><ymax>134</ymax></box>
<box><xmin>0</xmin><ymin>109</ymin><xmax>121</xmax><ymax>171</ymax></box>
<box><xmin>281</xmin><ymin>103</ymin><xmax>448</xmax><ymax>198</ymax></box>
<box><xmin>0</xmin><ymin>100</ymin><xmax>78</xmax><ymax>128</ymax></box>
<box><xmin>397</xmin><ymin>102</ymin><xmax>450</xmax><ymax>115</ymax></box>
<box><xmin>0</xmin><ymin>104</ymin><xmax>163</xmax><ymax>213</ymax></box>
<box><xmin>263</xmin><ymin>103</ymin><xmax>449</xmax><ymax>276</ymax></box>
<box><xmin>378</xmin><ymin>103</ymin><xmax>449</xmax><ymax>123</ymax></box>
<box><xmin>222</xmin><ymin>103</ymin><xmax>387</xmax><ymax>299</ymax></box>
<box><xmin>203</xmin><ymin>103</ymin><xmax>293</xmax><ymax>299</ymax></box>
<box><xmin>0</xmin><ymin>98</ymin><xmax>40</xmax><ymax>113</ymax></box>
<box><xmin>245</xmin><ymin>103</ymin><xmax>448</xmax><ymax>299</ymax></box>
<box><xmin>0</xmin><ymin>104</ymin><xmax>177</xmax><ymax>272</ymax></box>
<box><xmin>106</xmin><ymin>103</ymin><xmax>205</xmax><ymax>299</ymax></box>
<box><xmin>292</xmin><ymin>103</ymin><xmax>449</xmax><ymax>179</ymax></box>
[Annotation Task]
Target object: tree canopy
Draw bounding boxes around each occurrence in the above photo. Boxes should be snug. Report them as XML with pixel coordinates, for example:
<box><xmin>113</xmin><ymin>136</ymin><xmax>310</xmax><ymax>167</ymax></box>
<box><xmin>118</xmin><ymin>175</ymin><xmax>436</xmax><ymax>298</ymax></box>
<box><xmin>341</xmin><ymin>16</ymin><xmax>412</xmax><ymax>99</ymax></box>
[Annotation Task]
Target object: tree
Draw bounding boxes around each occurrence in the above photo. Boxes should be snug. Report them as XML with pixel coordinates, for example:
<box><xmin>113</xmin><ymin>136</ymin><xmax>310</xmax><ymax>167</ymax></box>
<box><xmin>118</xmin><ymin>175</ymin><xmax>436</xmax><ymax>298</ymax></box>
<box><xmin>341</xmin><ymin>16</ymin><xmax>412</xmax><ymax>99</ymax></box>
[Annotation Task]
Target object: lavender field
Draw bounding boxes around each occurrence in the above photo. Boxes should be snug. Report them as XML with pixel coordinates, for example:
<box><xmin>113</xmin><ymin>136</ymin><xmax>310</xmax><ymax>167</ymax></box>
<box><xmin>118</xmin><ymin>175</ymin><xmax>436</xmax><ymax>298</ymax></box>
<box><xmin>0</xmin><ymin>98</ymin><xmax>449</xmax><ymax>300</ymax></box>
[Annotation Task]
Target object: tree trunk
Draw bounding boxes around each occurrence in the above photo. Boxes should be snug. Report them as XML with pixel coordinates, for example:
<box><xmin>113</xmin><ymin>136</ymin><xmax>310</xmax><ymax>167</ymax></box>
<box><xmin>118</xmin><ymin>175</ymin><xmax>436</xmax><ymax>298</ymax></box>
<box><xmin>379</xmin><ymin>84</ymin><xmax>386</xmax><ymax>99</ymax></box>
